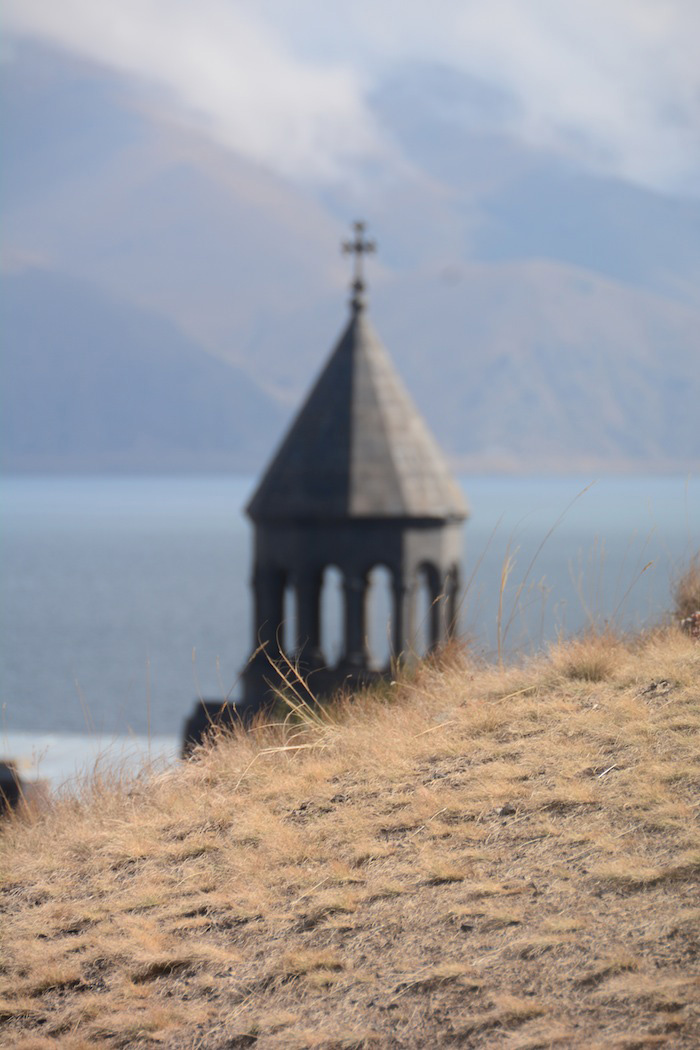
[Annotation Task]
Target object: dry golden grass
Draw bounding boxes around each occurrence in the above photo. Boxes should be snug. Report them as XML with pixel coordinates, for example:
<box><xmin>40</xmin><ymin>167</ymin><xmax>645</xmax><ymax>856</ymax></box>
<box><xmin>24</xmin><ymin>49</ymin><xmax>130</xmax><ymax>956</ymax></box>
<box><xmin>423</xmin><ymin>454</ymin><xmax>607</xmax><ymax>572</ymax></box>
<box><xmin>673</xmin><ymin>552</ymin><xmax>700</xmax><ymax>620</ymax></box>
<box><xmin>1</xmin><ymin>625</ymin><xmax>699</xmax><ymax>1048</ymax></box>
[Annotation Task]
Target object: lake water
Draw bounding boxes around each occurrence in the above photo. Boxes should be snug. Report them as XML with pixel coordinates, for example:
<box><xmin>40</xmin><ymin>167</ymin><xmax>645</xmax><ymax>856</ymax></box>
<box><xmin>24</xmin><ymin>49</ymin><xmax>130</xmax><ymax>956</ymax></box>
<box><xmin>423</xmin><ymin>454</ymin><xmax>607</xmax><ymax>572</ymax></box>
<box><xmin>1</xmin><ymin>474</ymin><xmax>698</xmax><ymax>783</ymax></box>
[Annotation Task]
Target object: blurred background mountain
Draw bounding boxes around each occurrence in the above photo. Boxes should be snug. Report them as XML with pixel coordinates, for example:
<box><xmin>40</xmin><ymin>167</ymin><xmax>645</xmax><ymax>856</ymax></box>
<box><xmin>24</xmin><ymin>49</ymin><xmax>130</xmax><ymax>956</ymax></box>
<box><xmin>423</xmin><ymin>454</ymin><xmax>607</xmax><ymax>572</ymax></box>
<box><xmin>3</xmin><ymin>21</ymin><xmax>699</xmax><ymax>474</ymax></box>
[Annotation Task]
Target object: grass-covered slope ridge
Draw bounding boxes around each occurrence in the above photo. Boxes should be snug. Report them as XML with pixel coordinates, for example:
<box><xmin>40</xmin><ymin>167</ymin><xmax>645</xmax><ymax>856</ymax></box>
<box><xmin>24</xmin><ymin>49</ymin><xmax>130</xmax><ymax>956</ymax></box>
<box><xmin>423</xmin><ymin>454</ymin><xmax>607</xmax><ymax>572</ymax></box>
<box><xmin>1</xmin><ymin>625</ymin><xmax>699</xmax><ymax>1049</ymax></box>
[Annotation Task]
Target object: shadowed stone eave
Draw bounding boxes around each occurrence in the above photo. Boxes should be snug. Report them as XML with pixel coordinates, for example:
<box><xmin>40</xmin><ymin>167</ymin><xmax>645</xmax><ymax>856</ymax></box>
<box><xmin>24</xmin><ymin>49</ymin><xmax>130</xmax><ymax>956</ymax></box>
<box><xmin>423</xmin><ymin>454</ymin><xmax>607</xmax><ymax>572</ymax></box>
<box><xmin>246</xmin><ymin>304</ymin><xmax>469</xmax><ymax>523</ymax></box>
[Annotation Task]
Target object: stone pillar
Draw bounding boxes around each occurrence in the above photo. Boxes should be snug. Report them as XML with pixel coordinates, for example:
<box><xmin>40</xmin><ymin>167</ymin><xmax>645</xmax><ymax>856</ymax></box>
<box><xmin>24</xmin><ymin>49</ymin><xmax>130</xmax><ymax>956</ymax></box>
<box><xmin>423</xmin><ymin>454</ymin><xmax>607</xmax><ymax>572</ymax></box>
<box><xmin>296</xmin><ymin>571</ymin><xmax>324</xmax><ymax>671</ymax></box>
<box><xmin>429</xmin><ymin>579</ymin><xmax>441</xmax><ymax>649</ymax></box>
<box><xmin>251</xmin><ymin>564</ymin><xmax>285</xmax><ymax>657</ymax></box>
<box><xmin>393</xmin><ymin>576</ymin><xmax>413</xmax><ymax>662</ymax></box>
<box><xmin>446</xmin><ymin>567</ymin><xmax>461</xmax><ymax>639</ymax></box>
<box><xmin>243</xmin><ymin>564</ymin><xmax>285</xmax><ymax>705</ymax></box>
<box><xmin>342</xmin><ymin>572</ymin><xmax>369</xmax><ymax>668</ymax></box>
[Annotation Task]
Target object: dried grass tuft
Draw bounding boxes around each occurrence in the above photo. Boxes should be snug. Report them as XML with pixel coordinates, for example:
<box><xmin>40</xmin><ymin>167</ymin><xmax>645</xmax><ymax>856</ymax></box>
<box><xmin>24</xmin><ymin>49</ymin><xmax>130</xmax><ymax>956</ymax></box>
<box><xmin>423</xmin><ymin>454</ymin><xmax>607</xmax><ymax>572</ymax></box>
<box><xmin>550</xmin><ymin>629</ymin><xmax>622</xmax><ymax>681</ymax></box>
<box><xmin>673</xmin><ymin>551</ymin><xmax>700</xmax><ymax>619</ymax></box>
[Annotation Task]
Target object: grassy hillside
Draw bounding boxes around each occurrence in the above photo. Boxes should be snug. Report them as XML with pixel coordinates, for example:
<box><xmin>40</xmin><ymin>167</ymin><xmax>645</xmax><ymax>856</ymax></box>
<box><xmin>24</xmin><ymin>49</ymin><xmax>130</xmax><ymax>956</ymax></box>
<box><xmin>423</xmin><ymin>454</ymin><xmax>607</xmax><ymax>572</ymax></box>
<box><xmin>1</xmin><ymin>625</ymin><xmax>699</xmax><ymax>1049</ymax></box>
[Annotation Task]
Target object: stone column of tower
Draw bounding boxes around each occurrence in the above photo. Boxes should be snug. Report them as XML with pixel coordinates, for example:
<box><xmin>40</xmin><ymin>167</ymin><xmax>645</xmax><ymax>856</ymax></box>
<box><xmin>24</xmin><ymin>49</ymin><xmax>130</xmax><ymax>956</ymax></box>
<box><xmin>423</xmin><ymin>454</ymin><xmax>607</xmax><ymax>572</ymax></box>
<box><xmin>242</xmin><ymin>222</ymin><xmax>468</xmax><ymax>709</ymax></box>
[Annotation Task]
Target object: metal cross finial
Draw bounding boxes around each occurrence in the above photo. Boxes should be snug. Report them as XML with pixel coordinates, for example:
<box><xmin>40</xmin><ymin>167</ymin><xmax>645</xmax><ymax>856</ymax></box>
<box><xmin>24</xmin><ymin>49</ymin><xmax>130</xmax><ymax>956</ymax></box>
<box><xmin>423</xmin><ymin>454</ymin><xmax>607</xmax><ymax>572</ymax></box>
<box><xmin>342</xmin><ymin>220</ymin><xmax>376</xmax><ymax>309</ymax></box>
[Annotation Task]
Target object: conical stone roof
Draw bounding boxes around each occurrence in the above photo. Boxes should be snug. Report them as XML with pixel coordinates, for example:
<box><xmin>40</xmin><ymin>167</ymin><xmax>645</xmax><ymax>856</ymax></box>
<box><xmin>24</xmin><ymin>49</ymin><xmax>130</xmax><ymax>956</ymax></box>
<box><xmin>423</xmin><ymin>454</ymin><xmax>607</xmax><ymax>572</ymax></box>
<box><xmin>247</xmin><ymin>299</ymin><xmax>468</xmax><ymax>523</ymax></box>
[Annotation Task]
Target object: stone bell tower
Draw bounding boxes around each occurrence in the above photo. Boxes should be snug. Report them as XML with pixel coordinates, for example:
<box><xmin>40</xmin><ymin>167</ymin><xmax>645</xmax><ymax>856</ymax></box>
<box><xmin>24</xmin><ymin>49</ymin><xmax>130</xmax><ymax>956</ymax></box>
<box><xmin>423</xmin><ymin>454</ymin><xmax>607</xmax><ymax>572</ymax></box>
<box><xmin>242</xmin><ymin>222</ymin><xmax>468</xmax><ymax>709</ymax></box>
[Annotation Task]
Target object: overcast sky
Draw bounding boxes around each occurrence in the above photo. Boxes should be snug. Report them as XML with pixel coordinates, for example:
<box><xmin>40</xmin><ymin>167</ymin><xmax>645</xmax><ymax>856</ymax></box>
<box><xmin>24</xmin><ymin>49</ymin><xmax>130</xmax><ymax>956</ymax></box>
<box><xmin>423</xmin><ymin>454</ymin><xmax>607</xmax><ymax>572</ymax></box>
<box><xmin>5</xmin><ymin>0</ymin><xmax>700</xmax><ymax>197</ymax></box>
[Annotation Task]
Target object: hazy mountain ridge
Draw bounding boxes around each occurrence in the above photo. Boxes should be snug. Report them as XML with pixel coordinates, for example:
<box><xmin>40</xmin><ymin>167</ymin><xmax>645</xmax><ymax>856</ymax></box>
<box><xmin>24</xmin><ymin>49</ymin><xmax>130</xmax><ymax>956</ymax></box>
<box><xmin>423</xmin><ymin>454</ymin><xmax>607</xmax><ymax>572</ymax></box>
<box><xmin>2</xmin><ymin>259</ymin><xmax>698</xmax><ymax>475</ymax></box>
<box><xmin>375</xmin><ymin>259</ymin><xmax>700</xmax><ymax>470</ymax></box>
<box><xmin>2</xmin><ymin>44</ymin><xmax>699</xmax><ymax>475</ymax></box>
<box><xmin>370</xmin><ymin>60</ymin><xmax>700</xmax><ymax>303</ymax></box>
<box><xmin>1</xmin><ymin>268</ymin><xmax>285</xmax><ymax>472</ymax></box>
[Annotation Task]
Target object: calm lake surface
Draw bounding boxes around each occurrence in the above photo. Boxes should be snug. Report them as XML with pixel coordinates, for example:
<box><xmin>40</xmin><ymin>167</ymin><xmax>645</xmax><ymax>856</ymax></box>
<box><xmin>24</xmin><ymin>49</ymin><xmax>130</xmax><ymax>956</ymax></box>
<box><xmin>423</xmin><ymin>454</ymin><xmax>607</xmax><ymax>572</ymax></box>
<box><xmin>1</xmin><ymin>474</ymin><xmax>698</xmax><ymax>779</ymax></box>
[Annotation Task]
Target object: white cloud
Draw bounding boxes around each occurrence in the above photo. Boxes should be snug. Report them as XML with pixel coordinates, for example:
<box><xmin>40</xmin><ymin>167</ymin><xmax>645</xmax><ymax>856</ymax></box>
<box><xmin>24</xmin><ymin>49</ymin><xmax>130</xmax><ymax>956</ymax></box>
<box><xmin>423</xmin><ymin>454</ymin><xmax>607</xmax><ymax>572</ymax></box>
<box><xmin>4</xmin><ymin>0</ymin><xmax>389</xmax><ymax>182</ymax></box>
<box><xmin>5</xmin><ymin>0</ymin><xmax>700</xmax><ymax>194</ymax></box>
<box><xmin>453</xmin><ymin>0</ymin><xmax>700</xmax><ymax>194</ymax></box>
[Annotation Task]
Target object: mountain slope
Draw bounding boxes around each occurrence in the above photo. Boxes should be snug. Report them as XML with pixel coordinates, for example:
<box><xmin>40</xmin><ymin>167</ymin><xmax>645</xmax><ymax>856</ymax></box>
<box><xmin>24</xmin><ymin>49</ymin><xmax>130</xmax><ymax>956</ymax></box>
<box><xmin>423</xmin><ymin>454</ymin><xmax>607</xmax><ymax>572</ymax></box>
<box><xmin>3</xmin><ymin>260</ymin><xmax>698</xmax><ymax>475</ymax></box>
<box><xmin>3</xmin><ymin>47</ymin><xmax>700</xmax><ymax>475</ymax></box>
<box><xmin>375</xmin><ymin>259</ymin><xmax>700</xmax><ymax>471</ymax></box>
<box><xmin>1</xmin><ymin>269</ymin><xmax>285</xmax><ymax>472</ymax></box>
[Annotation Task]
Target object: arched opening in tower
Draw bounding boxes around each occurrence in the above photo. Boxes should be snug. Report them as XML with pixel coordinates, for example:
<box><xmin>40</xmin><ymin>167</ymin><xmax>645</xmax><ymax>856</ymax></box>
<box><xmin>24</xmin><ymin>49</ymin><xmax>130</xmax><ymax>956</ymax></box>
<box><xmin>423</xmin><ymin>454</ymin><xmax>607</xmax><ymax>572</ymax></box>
<box><xmin>282</xmin><ymin>581</ymin><xmax>297</xmax><ymax>658</ymax></box>
<box><xmin>320</xmin><ymin>565</ymin><xmax>344</xmax><ymax>668</ymax></box>
<box><xmin>366</xmin><ymin>565</ymin><xmax>393</xmax><ymax>670</ymax></box>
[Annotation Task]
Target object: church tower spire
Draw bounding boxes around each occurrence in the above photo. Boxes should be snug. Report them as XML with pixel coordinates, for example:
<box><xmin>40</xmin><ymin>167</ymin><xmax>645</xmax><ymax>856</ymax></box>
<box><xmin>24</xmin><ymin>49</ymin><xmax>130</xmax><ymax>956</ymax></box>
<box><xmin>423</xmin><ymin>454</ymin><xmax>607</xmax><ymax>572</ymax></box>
<box><xmin>243</xmin><ymin>222</ymin><xmax>468</xmax><ymax>708</ymax></box>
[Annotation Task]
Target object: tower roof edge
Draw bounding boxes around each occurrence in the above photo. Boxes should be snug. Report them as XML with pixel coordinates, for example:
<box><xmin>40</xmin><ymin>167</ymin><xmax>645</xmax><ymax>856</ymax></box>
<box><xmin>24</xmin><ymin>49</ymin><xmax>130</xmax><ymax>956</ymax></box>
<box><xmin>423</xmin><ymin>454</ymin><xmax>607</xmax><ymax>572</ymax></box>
<box><xmin>246</xmin><ymin>306</ymin><xmax>468</xmax><ymax>523</ymax></box>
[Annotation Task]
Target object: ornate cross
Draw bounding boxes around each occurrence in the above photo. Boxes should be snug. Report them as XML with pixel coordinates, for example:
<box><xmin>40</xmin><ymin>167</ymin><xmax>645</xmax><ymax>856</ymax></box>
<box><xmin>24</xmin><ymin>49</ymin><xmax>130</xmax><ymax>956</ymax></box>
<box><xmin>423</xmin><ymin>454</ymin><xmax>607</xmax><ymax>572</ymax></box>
<box><xmin>342</xmin><ymin>221</ymin><xmax>376</xmax><ymax>300</ymax></box>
